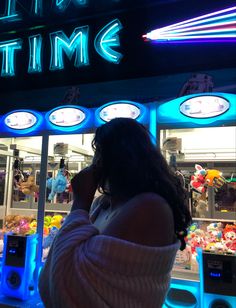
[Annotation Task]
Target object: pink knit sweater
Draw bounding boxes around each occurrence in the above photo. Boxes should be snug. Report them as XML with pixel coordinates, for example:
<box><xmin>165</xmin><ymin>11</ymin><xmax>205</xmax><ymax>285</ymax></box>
<box><xmin>39</xmin><ymin>209</ymin><xmax>180</xmax><ymax>308</ymax></box>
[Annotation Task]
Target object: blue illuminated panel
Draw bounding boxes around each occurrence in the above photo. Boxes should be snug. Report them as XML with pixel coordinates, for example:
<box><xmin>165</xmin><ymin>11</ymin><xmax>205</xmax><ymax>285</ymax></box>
<box><xmin>46</xmin><ymin>105</ymin><xmax>91</xmax><ymax>132</ymax></box>
<box><xmin>180</xmin><ymin>95</ymin><xmax>230</xmax><ymax>118</ymax></box>
<box><xmin>95</xmin><ymin>100</ymin><xmax>148</xmax><ymax>126</ymax></box>
<box><xmin>3</xmin><ymin>110</ymin><xmax>43</xmax><ymax>134</ymax></box>
<box><xmin>157</xmin><ymin>93</ymin><xmax>236</xmax><ymax>126</ymax></box>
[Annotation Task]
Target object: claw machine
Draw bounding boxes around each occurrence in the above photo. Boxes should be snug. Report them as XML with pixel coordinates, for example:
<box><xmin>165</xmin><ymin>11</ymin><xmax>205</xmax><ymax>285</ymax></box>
<box><xmin>0</xmin><ymin>100</ymin><xmax>149</xmax><ymax>305</ymax></box>
<box><xmin>157</xmin><ymin>92</ymin><xmax>236</xmax><ymax>308</ymax></box>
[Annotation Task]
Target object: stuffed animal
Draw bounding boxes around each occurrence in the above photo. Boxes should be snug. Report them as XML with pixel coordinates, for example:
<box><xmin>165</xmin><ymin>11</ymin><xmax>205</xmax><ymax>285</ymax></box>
<box><xmin>206</xmin><ymin>222</ymin><xmax>223</xmax><ymax>243</ymax></box>
<box><xmin>43</xmin><ymin>226</ymin><xmax>59</xmax><ymax>249</ymax></box>
<box><xmin>47</xmin><ymin>169</ymin><xmax>67</xmax><ymax>201</ymax></box>
<box><xmin>190</xmin><ymin>164</ymin><xmax>226</xmax><ymax>193</ymax></box>
<box><xmin>4</xmin><ymin>215</ymin><xmax>34</xmax><ymax>234</ymax></box>
<box><xmin>190</xmin><ymin>164</ymin><xmax>207</xmax><ymax>193</ymax></box>
<box><xmin>195</xmin><ymin>199</ymin><xmax>208</xmax><ymax>218</ymax></box>
<box><xmin>205</xmin><ymin>169</ymin><xmax>225</xmax><ymax>189</ymax></box>
<box><xmin>223</xmin><ymin>224</ymin><xmax>236</xmax><ymax>251</ymax></box>
<box><xmin>20</xmin><ymin>175</ymin><xmax>39</xmax><ymax>195</ymax></box>
<box><xmin>50</xmin><ymin>214</ymin><xmax>63</xmax><ymax>229</ymax></box>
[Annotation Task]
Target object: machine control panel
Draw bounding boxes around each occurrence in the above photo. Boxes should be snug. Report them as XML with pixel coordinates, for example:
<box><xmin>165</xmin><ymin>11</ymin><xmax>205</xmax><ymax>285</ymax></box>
<box><xmin>5</xmin><ymin>235</ymin><xmax>26</xmax><ymax>268</ymax></box>
<box><xmin>203</xmin><ymin>252</ymin><xmax>236</xmax><ymax>296</ymax></box>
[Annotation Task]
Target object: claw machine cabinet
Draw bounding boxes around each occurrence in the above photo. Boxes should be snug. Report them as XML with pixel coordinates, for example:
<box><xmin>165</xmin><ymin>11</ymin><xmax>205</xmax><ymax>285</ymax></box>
<box><xmin>0</xmin><ymin>100</ymin><xmax>150</xmax><ymax>305</ymax></box>
<box><xmin>41</xmin><ymin>101</ymin><xmax>149</xmax><ymax>261</ymax></box>
<box><xmin>0</xmin><ymin>110</ymin><xmax>44</xmax><ymax>305</ymax></box>
<box><xmin>156</xmin><ymin>93</ymin><xmax>236</xmax><ymax>308</ymax></box>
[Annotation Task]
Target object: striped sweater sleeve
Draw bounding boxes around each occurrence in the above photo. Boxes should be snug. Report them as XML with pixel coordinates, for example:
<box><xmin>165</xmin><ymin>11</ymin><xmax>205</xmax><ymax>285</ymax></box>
<box><xmin>38</xmin><ymin>209</ymin><xmax>180</xmax><ymax>308</ymax></box>
<box><xmin>38</xmin><ymin>210</ymin><xmax>99</xmax><ymax>308</ymax></box>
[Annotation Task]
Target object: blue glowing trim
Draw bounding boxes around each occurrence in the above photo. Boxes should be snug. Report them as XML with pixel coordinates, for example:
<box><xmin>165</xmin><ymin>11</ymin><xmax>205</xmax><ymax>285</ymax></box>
<box><xmin>157</xmin><ymin>93</ymin><xmax>236</xmax><ymax>126</ymax></box>
<box><xmin>95</xmin><ymin>100</ymin><xmax>147</xmax><ymax>125</ymax></box>
<box><xmin>3</xmin><ymin>109</ymin><xmax>43</xmax><ymax>134</ymax></box>
<box><xmin>49</xmin><ymin>26</ymin><xmax>89</xmax><ymax>71</ymax></box>
<box><xmin>55</xmin><ymin>0</ymin><xmax>87</xmax><ymax>11</ymax></box>
<box><xmin>94</xmin><ymin>19</ymin><xmax>123</xmax><ymax>64</ymax></box>
<box><xmin>149</xmin><ymin>104</ymin><xmax>157</xmax><ymax>143</ymax></box>
<box><xmin>31</xmin><ymin>0</ymin><xmax>43</xmax><ymax>16</ymax></box>
<box><xmin>0</xmin><ymin>39</ymin><xmax>22</xmax><ymax>77</ymax></box>
<box><xmin>28</xmin><ymin>34</ymin><xmax>43</xmax><ymax>73</ymax></box>
<box><xmin>0</xmin><ymin>0</ymin><xmax>21</xmax><ymax>22</ymax></box>
<box><xmin>45</xmin><ymin>105</ymin><xmax>91</xmax><ymax>132</ymax></box>
<box><xmin>144</xmin><ymin>6</ymin><xmax>236</xmax><ymax>42</ymax></box>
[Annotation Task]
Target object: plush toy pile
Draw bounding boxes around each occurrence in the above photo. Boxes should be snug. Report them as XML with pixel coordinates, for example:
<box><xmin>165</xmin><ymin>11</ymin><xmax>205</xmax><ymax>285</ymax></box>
<box><xmin>0</xmin><ymin>214</ymin><xmax>65</xmax><ymax>258</ymax></box>
<box><xmin>179</xmin><ymin>221</ymin><xmax>236</xmax><ymax>272</ymax></box>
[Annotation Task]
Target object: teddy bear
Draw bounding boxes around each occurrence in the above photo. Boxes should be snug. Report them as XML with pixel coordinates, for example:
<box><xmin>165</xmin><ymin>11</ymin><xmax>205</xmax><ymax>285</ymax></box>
<box><xmin>20</xmin><ymin>175</ymin><xmax>39</xmax><ymax>195</ymax></box>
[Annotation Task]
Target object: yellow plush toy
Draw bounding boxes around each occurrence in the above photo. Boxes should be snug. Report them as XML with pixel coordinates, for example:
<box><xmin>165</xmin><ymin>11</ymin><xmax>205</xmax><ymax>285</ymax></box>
<box><xmin>20</xmin><ymin>176</ymin><xmax>39</xmax><ymax>195</ymax></box>
<box><xmin>50</xmin><ymin>215</ymin><xmax>63</xmax><ymax>229</ymax></box>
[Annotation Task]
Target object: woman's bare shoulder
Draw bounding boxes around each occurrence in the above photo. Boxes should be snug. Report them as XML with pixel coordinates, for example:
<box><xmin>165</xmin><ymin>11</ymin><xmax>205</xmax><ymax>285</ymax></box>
<box><xmin>103</xmin><ymin>192</ymin><xmax>175</xmax><ymax>247</ymax></box>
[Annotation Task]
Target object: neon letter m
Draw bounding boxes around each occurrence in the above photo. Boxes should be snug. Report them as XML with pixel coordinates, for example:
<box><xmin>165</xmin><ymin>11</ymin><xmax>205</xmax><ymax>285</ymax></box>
<box><xmin>50</xmin><ymin>26</ymin><xmax>89</xmax><ymax>71</ymax></box>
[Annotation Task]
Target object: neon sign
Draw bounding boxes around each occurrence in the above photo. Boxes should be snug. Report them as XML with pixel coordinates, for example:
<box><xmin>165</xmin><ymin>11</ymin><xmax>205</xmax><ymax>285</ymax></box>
<box><xmin>143</xmin><ymin>6</ymin><xmax>236</xmax><ymax>43</ymax></box>
<box><xmin>0</xmin><ymin>0</ymin><xmax>88</xmax><ymax>20</ymax></box>
<box><xmin>0</xmin><ymin>19</ymin><xmax>123</xmax><ymax>77</ymax></box>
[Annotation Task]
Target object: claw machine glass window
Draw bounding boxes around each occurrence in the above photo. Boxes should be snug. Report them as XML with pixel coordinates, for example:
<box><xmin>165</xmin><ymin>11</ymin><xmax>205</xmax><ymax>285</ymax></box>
<box><xmin>160</xmin><ymin>126</ymin><xmax>236</xmax><ymax>279</ymax></box>
<box><xmin>42</xmin><ymin>133</ymin><xmax>94</xmax><ymax>261</ymax></box>
<box><xmin>0</xmin><ymin>136</ymin><xmax>42</xmax><ymax>258</ymax></box>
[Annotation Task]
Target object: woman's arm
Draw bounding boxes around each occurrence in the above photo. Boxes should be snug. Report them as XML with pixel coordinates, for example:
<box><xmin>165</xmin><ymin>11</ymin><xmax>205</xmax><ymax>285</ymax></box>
<box><xmin>70</xmin><ymin>165</ymin><xmax>98</xmax><ymax>212</ymax></box>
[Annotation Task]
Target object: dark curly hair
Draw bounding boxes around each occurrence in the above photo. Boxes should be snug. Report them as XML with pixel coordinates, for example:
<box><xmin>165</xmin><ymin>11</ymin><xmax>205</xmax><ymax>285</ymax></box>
<box><xmin>92</xmin><ymin>118</ymin><xmax>191</xmax><ymax>249</ymax></box>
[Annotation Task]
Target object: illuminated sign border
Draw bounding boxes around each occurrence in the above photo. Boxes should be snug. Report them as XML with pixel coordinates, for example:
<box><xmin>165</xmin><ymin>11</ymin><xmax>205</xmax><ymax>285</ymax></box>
<box><xmin>180</xmin><ymin>95</ymin><xmax>230</xmax><ymax>119</ymax></box>
<box><xmin>3</xmin><ymin>109</ymin><xmax>43</xmax><ymax>134</ymax></box>
<box><xmin>96</xmin><ymin>100</ymin><xmax>147</xmax><ymax>124</ymax></box>
<box><xmin>45</xmin><ymin>104</ymin><xmax>90</xmax><ymax>131</ymax></box>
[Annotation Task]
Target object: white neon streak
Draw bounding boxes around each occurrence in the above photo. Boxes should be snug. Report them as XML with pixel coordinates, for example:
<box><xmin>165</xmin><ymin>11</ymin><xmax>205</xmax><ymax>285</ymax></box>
<box><xmin>147</xmin><ymin>13</ymin><xmax>236</xmax><ymax>38</ymax></box>
<box><xmin>0</xmin><ymin>42</ymin><xmax>18</xmax><ymax>48</ymax></box>
<box><xmin>33</xmin><ymin>37</ymin><xmax>36</xmax><ymax>69</ymax></box>
<box><xmin>155</xmin><ymin>34</ymin><xmax>236</xmax><ymax>40</ymax></box>
<box><xmin>160</xmin><ymin>20</ymin><xmax>236</xmax><ymax>35</ymax></box>
<box><xmin>0</xmin><ymin>14</ymin><xmax>17</xmax><ymax>20</ymax></box>
<box><xmin>57</xmin><ymin>0</ymin><xmax>64</xmax><ymax>5</ymax></box>
<box><xmin>100</xmin><ymin>23</ymin><xmax>119</xmax><ymax>60</ymax></box>
<box><xmin>154</xmin><ymin>6</ymin><xmax>236</xmax><ymax>33</ymax></box>
<box><xmin>7</xmin><ymin>0</ymin><xmax>11</xmax><ymax>15</ymax></box>
<box><xmin>160</xmin><ymin>28</ymin><xmax>236</xmax><ymax>38</ymax></box>
<box><xmin>6</xmin><ymin>48</ymin><xmax>8</xmax><ymax>73</ymax></box>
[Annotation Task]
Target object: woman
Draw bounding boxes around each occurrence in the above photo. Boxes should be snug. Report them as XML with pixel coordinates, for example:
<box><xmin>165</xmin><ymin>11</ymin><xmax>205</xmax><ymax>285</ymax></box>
<box><xmin>39</xmin><ymin>118</ymin><xmax>191</xmax><ymax>308</ymax></box>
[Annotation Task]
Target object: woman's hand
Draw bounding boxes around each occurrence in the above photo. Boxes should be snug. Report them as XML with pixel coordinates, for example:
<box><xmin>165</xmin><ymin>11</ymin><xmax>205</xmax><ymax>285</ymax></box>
<box><xmin>71</xmin><ymin>165</ymin><xmax>98</xmax><ymax>212</ymax></box>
